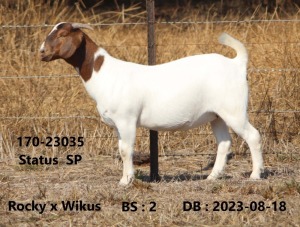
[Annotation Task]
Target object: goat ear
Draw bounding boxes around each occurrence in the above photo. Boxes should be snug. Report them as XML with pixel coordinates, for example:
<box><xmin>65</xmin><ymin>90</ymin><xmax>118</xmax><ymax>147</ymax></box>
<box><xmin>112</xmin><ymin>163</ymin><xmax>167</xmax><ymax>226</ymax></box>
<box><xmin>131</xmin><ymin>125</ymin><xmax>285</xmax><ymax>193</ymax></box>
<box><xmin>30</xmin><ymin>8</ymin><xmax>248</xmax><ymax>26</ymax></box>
<box><xmin>71</xmin><ymin>23</ymin><xmax>94</xmax><ymax>31</ymax></box>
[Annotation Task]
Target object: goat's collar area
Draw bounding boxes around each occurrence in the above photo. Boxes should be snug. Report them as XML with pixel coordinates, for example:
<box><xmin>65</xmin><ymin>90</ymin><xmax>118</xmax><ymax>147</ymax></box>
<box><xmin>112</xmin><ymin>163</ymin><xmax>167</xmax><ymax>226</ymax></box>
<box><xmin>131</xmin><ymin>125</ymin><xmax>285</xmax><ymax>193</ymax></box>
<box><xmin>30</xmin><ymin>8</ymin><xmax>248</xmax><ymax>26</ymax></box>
<box><xmin>65</xmin><ymin>40</ymin><xmax>104</xmax><ymax>82</ymax></box>
<box><xmin>75</xmin><ymin>53</ymin><xmax>105</xmax><ymax>82</ymax></box>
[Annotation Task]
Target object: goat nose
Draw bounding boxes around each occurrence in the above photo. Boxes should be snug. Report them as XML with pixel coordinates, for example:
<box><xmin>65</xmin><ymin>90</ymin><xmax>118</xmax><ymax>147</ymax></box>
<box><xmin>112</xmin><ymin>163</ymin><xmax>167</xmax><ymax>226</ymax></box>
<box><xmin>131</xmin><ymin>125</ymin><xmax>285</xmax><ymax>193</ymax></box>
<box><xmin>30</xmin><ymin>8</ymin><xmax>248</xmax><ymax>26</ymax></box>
<box><xmin>39</xmin><ymin>42</ymin><xmax>45</xmax><ymax>53</ymax></box>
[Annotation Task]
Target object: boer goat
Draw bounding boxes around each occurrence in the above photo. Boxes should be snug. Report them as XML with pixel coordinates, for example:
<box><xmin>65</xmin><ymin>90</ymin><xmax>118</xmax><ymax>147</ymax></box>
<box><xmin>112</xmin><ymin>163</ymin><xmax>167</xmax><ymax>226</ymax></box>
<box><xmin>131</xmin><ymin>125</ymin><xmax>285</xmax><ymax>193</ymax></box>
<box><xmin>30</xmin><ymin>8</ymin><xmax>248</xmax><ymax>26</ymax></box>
<box><xmin>40</xmin><ymin>22</ymin><xmax>264</xmax><ymax>185</ymax></box>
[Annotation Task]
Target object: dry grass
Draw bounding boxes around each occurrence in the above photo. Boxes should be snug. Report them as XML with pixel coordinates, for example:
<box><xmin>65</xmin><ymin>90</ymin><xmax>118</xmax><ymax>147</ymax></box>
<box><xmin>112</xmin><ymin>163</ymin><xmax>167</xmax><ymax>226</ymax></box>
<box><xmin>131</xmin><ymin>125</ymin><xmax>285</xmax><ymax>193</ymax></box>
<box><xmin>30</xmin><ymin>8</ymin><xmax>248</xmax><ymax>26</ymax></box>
<box><xmin>0</xmin><ymin>1</ymin><xmax>299</xmax><ymax>226</ymax></box>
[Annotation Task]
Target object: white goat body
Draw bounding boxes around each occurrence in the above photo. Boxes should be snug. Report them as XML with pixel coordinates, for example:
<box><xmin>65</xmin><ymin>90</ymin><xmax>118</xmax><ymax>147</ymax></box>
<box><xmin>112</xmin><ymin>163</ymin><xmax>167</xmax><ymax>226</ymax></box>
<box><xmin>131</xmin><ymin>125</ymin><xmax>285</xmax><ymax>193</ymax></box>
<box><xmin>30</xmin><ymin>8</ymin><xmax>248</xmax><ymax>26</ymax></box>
<box><xmin>40</xmin><ymin>22</ymin><xmax>264</xmax><ymax>185</ymax></box>
<box><xmin>88</xmin><ymin>49</ymin><xmax>246</xmax><ymax>131</ymax></box>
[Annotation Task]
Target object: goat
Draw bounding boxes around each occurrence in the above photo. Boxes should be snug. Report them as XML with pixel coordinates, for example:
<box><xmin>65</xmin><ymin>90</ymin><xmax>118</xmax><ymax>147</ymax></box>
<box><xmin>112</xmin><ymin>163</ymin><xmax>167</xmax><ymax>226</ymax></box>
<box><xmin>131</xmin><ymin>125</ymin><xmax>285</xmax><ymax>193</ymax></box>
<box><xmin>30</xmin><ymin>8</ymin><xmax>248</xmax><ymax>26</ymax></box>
<box><xmin>40</xmin><ymin>22</ymin><xmax>264</xmax><ymax>185</ymax></box>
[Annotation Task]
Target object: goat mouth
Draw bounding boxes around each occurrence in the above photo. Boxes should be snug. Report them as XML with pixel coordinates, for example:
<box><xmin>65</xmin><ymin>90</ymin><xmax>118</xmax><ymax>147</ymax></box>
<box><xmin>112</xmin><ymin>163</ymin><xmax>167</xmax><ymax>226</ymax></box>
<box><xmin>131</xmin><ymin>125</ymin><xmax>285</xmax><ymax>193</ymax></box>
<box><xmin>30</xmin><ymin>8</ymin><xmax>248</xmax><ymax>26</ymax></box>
<box><xmin>40</xmin><ymin>54</ymin><xmax>53</xmax><ymax>62</ymax></box>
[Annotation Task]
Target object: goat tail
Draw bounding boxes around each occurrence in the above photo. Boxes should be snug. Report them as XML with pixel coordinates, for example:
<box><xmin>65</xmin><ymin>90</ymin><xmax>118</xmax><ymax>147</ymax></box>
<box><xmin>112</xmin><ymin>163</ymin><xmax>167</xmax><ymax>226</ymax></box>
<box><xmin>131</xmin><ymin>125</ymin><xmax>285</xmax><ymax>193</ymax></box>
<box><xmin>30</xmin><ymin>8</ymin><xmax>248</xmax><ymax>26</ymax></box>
<box><xmin>218</xmin><ymin>33</ymin><xmax>248</xmax><ymax>63</ymax></box>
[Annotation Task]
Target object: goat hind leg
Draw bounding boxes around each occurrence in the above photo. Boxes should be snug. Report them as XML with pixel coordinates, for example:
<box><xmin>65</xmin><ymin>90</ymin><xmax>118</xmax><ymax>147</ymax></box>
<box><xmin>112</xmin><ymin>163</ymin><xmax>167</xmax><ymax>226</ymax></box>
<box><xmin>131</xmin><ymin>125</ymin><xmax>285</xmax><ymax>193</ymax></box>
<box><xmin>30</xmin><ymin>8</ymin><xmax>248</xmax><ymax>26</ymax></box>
<box><xmin>222</xmin><ymin>116</ymin><xmax>264</xmax><ymax>179</ymax></box>
<box><xmin>207</xmin><ymin>117</ymin><xmax>232</xmax><ymax>180</ymax></box>
<box><xmin>245</xmin><ymin>122</ymin><xmax>264</xmax><ymax>179</ymax></box>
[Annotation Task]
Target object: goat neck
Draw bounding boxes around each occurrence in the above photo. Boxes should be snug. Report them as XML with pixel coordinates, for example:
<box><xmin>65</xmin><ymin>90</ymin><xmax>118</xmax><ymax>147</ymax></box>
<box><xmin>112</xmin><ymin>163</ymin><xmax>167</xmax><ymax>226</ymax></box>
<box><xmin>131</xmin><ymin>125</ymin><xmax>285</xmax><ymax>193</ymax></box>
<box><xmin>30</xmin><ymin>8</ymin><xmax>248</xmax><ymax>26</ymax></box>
<box><xmin>65</xmin><ymin>33</ymin><xmax>101</xmax><ymax>82</ymax></box>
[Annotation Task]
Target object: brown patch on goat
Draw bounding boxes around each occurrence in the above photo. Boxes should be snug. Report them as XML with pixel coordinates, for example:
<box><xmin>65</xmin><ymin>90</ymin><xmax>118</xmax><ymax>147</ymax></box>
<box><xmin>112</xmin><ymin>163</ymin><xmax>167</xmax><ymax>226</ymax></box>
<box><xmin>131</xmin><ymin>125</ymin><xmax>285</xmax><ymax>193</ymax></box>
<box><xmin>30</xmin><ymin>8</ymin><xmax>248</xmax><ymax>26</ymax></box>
<box><xmin>94</xmin><ymin>55</ymin><xmax>104</xmax><ymax>72</ymax></box>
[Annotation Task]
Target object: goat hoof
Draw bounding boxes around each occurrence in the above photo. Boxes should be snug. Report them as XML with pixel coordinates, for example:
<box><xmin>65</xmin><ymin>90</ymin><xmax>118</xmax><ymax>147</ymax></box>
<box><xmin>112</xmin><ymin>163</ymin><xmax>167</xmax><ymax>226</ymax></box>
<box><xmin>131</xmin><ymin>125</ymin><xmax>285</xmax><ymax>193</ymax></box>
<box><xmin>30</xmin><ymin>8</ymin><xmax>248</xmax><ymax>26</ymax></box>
<box><xmin>250</xmin><ymin>172</ymin><xmax>261</xmax><ymax>180</ymax></box>
<box><xmin>119</xmin><ymin>175</ymin><xmax>134</xmax><ymax>186</ymax></box>
<box><xmin>207</xmin><ymin>174</ymin><xmax>218</xmax><ymax>180</ymax></box>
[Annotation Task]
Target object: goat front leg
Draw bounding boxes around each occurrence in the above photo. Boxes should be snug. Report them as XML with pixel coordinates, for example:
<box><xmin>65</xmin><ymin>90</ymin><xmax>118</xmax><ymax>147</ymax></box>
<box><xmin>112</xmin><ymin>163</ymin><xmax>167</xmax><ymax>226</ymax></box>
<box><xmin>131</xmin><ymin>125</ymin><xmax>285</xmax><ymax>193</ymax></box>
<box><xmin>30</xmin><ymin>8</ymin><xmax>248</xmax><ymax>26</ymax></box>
<box><xmin>116</xmin><ymin>122</ymin><xmax>136</xmax><ymax>186</ymax></box>
<box><xmin>118</xmin><ymin>140</ymin><xmax>134</xmax><ymax>185</ymax></box>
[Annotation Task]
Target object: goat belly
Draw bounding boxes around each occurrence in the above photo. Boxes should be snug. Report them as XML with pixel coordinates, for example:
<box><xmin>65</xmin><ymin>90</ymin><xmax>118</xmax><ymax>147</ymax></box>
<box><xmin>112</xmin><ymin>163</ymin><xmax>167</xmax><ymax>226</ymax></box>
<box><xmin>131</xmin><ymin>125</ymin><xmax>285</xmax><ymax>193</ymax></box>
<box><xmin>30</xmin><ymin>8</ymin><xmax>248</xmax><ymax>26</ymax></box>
<box><xmin>140</xmin><ymin>112</ymin><xmax>217</xmax><ymax>131</ymax></box>
<box><xmin>18</xmin><ymin>155</ymin><xmax>58</xmax><ymax>165</ymax></box>
<box><xmin>139</xmin><ymin>99</ymin><xmax>218</xmax><ymax>131</ymax></box>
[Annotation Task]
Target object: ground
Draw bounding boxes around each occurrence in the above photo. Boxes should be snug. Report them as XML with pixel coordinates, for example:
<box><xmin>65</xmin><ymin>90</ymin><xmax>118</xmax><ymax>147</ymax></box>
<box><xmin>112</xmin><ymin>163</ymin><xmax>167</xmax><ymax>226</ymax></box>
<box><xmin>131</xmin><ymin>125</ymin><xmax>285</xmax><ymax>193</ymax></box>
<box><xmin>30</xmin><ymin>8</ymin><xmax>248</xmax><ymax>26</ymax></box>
<box><xmin>1</xmin><ymin>151</ymin><xmax>299</xmax><ymax>226</ymax></box>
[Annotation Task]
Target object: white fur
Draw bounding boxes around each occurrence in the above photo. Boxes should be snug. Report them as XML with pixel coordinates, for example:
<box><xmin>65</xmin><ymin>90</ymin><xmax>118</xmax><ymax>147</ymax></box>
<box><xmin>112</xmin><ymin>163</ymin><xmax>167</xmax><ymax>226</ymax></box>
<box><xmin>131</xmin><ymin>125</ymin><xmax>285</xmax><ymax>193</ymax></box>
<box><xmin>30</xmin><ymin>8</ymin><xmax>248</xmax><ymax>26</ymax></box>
<box><xmin>82</xmin><ymin>33</ymin><xmax>264</xmax><ymax>185</ymax></box>
<box><xmin>49</xmin><ymin>22</ymin><xmax>65</xmax><ymax>35</ymax></box>
<box><xmin>40</xmin><ymin>42</ymin><xmax>45</xmax><ymax>52</ymax></box>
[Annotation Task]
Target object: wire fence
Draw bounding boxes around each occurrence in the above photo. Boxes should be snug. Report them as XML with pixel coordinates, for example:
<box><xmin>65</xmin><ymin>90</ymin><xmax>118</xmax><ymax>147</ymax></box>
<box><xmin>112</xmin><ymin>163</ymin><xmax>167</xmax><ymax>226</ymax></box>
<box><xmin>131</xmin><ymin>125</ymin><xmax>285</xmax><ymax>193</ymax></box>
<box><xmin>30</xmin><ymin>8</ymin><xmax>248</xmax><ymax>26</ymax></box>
<box><xmin>1</xmin><ymin>67</ymin><xmax>300</xmax><ymax>79</ymax></box>
<box><xmin>0</xmin><ymin>18</ymin><xmax>299</xmax><ymax>156</ymax></box>
<box><xmin>1</xmin><ymin>18</ymin><xmax>300</xmax><ymax>29</ymax></box>
<box><xmin>0</xmin><ymin>110</ymin><xmax>298</xmax><ymax>120</ymax></box>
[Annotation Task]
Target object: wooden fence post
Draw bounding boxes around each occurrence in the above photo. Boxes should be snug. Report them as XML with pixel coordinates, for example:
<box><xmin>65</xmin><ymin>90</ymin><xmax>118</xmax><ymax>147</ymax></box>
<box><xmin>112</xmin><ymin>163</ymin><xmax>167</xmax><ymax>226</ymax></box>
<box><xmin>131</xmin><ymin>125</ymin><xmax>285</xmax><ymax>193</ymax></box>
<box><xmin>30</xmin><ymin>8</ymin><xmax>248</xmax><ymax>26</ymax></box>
<box><xmin>146</xmin><ymin>0</ymin><xmax>160</xmax><ymax>182</ymax></box>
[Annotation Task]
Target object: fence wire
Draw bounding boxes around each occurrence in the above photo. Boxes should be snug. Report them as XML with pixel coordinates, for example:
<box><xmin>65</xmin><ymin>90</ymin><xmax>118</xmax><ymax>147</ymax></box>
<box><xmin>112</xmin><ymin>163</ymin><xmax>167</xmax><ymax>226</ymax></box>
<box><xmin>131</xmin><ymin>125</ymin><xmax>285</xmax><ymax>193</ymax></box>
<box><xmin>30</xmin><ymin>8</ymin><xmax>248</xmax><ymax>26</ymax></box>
<box><xmin>1</xmin><ymin>18</ymin><xmax>300</xmax><ymax>29</ymax></box>
<box><xmin>0</xmin><ymin>109</ymin><xmax>299</xmax><ymax>121</ymax></box>
<box><xmin>1</xmin><ymin>68</ymin><xmax>300</xmax><ymax>79</ymax></box>
<box><xmin>0</xmin><ymin>19</ymin><xmax>299</xmax><ymax>140</ymax></box>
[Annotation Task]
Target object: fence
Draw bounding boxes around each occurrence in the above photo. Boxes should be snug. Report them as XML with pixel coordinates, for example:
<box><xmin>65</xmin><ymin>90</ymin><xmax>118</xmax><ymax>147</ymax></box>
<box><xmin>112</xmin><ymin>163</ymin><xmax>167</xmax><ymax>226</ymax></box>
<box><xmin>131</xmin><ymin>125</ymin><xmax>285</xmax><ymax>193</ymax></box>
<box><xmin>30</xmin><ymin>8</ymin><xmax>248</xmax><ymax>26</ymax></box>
<box><xmin>2</xmin><ymin>18</ymin><xmax>300</xmax><ymax>28</ymax></box>
<box><xmin>0</xmin><ymin>7</ymin><xmax>299</xmax><ymax>166</ymax></box>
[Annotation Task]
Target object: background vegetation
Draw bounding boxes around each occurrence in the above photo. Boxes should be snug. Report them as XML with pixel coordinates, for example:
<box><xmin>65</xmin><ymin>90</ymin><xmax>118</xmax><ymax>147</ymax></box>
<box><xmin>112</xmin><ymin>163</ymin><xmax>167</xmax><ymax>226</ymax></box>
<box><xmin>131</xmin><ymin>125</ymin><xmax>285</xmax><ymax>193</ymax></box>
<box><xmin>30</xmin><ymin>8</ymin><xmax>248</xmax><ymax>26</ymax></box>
<box><xmin>0</xmin><ymin>0</ymin><xmax>299</xmax><ymax>225</ymax></box>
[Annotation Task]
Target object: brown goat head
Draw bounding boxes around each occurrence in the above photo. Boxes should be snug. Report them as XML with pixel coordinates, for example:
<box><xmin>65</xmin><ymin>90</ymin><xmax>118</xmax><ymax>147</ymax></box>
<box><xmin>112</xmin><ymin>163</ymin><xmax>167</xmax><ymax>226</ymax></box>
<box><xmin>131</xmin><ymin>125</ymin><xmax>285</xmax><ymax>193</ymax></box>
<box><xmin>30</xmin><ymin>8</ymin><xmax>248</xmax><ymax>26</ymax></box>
<box><xmin>40</xmin><ymin>22</ymin><xmax>93</xmax><ymax>62</ymax></box>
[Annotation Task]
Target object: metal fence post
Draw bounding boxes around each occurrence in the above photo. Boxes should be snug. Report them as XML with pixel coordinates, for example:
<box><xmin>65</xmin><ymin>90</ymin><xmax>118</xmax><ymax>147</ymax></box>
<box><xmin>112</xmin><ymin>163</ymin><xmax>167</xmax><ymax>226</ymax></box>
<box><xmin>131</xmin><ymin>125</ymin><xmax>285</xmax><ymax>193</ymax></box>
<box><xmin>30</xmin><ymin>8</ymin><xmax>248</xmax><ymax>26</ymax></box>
<box><xmin>147</xmin><ymin>0</ymin><xmax>160</xmax><ymax>182</ymax></box>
